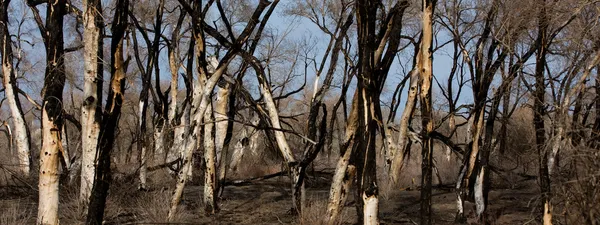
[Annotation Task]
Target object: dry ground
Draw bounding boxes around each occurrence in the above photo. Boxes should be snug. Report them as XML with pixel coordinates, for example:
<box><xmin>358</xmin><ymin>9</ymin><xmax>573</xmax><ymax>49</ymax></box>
<box><xmin>0</xmin><ymin>171</ymin><xmax>542</xmax><ymax>225</ymax></box>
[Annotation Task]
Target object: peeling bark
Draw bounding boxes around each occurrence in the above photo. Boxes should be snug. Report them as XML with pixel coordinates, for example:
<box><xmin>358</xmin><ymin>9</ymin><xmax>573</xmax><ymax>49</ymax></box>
<box><xmin>33</xmin><ymin>0</ymin><xmax>67</xmax><ymax>223</ymax></box>
<box><xmin>86</xmin><ymin>0</ymin><xmax>129</xmax><ymax>222</ymax></box>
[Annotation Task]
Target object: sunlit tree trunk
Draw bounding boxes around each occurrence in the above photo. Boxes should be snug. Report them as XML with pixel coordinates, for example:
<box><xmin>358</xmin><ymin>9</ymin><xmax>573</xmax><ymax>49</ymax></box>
<box><xmin>419</xmin><ymin>1</ymin><xmax>436</xmax><ymax>224</ymax></box>
<box><xmin>35</xmin><ymin>0</ymin><xmax>66</xmax><ymax>224</ymax></box>
<box><xmin>0</xmin><ymin>0</ymin><xmax>31</xmax><ymax>178</ymax></box>
<box><xmin>324</xmin><ymin>93</ymin><xmax>359</xmax><ymax>225</ymax></box>
<box><xmin>86</xmin><ymin>0</ymin><xmax>129</xmax><ymax>223</ymax></box>
<box><xmin>215</xmin><ymin>83</ymin><xmax>233</xmax><ymax>195</ymax></box>
<box><xmin>203</xmin><ymin>101</ymin><xmax>217</xmax><ymax>214</ymax></box>
<box><xmin>166</xmin><ymin>21</ymin><xmax>184</xmax><ymax>168</ymax></box>
<box><xmin>80</xmin><ymin>0</ymin><xmax>104</xmax><ymax>211</ymax></box>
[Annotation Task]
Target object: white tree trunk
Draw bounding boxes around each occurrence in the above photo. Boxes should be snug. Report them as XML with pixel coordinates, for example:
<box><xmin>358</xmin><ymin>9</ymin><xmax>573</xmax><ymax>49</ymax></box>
<box><xmin>324</xmin><ymin>147</ymin><xmax>355</xmax><ymax>225</ymax></box>
<box><xmin>168</xmin><ymin>59</ymin><xmax>230</xmax><ymax>221</ymax></box>
<box><xmin>80</xmin><ymin>0</ymin><xmax>102</xmax><ymax>209</ymax></box>
<box><xmin>2</xmin><ymin>27</ymin><xmax>31</xmax><ymax>178</ymax></box>
<box><xmin>167</xmin><ymin>110</ymin><xmax>188</xmax><ymax>172</ymax></box>
<box><xmin>138</xmin><ymin>100</ymin><xmax>148</xmax><ymax>190</ymax></box>
<box><xmin>203</xmin><ymin>103</ymin><xmax>217</xmax><ymax>214</ymax></box>
<box><xmin>2</xmin><ymin>63</ymin><xmax>30</xmax><ymax>177</ymax></box>
<box><xmin>543</xmin><ymin>199</ymin><xmax>552</xmax><ymax>225</ymax></box>
<box><xmin>474</xmin><ymin>167</ymin><xmax>485</xmax><ymax>218</ymax></box>
<box><xmin>214</xmin><ymin>85</ymin><xmax>230</xmax><ymax>167</ymax></box>
<box><xmin>363</xmin><ymin>191</ymin><xmax>379</xmax><ymax>225</ymax></box>
<box><xmin>154</xmin><ymin>127</ymin><xmax>165</xmax><ymax>162</ymax></box>
<box><xmin>229</xmin><ymin>128</ymin><xmax>247</xmax><ymax>172</ymax></box>
<box><xmin>230</xmin><ymin>116</ymin><xmax>259</xmax><ymax>171</ymax></box>
<box><xmin>37</xmin><ymin>110</ymin><xmax>61</xmax><ymax>225</ymax></box>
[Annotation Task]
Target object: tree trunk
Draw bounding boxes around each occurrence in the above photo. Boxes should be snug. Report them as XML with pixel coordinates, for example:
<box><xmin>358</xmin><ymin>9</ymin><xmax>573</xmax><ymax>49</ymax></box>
<box><xmin>36</xmin><ymin>0</ymin><xmax>66</xmax><ymax>223</ymax></box>
<box><xmin>167</xmin><ymin>0</ymin><xmax>273</xmax><ymax>220</ymax></box>
<box><xmin>419</xmin><ymin>1</ymin><xmax>436</xmax><ymax>224</ymax></box>
<box><xmin>230</xmin><ymin>115</ymin><xmax>258</xmax><ymax>171</ymax></box>
<box><xmin>324</xmin><ymin>93</ymin><xmax>359</xmax><ymax>225</ymax></box>
<box><xmin>592</xmin><ymin>66</ymin><xmax>600</xmax><ymax>148</ymax></box>
<box><xmin>138</xmin><ymin>100</ymin><xmax>149</xmax><ymax>190</ymax></box>
<box><xmin>80</xmin><ymin>0</ymin><xmax>104</xmax><ymax>211</ymax></box>
<box><xmin>214</xmin><ymin>85</ymin><xmax>230</xmax><ymax>169</ymax></box>
<box><xmin>203</xmin><ymin>102</ymin><xmax>217</xmax><ymax>214</ymax></box>
<box><xmin>86</xmin><ymin>0</ymin><xmax>128</xmax><ymax>223</ymax></box>
<box><xmin>533</xmin><ymin>2</ymin><xmax>552</xmax><ymax>224</ymax></box>
<box><xmin>154</xmin><ymin>124</ymin><xmax>166</xmax><ymax>163</ymax></box>
<box><xmin>166</xmin><ymin>31</ymin><xmax>184</xmax><ymax>172</ymax></box>
<box><xmin>216</xmin><ymin>83</ymin><xmax>234</xmax><ymax>196</ymax></box>
<box><xmin>0</xmin><ymin>0</ymin><xmax>31</xmax><ymax>177</ymax></box>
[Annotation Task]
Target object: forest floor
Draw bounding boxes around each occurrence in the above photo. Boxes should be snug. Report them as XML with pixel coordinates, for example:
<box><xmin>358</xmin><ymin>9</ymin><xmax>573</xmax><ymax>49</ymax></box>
<box><xmin>0</xmin><ymin>172</ymin><xmax>541</xmax><ymax>225</ymax></box>
<box><xmin>186</xmin><ymin>180</ymin><xmax>540</xmax><ymax>225</ymax></box>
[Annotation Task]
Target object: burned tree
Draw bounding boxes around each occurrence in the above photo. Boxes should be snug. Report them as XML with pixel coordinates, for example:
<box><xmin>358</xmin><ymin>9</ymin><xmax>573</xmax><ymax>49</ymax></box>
<box><xmin>80</xmin><ymin>0</ymin><xmax>104</xmax><ymax>210</ymax></box>
<box><xmin>0</xmin><ymin>0</ymin><xmax>31</xmax><ymax>177</ymax></box>
<box><xmin>26</xmin><ymin>0</ymin><xmax>68</xmax><ymax>223</ymax></box>
<box><xmin>86</xmin><ymin>0</ymin><xmax>129</xmax><ymax>223</ymax></box>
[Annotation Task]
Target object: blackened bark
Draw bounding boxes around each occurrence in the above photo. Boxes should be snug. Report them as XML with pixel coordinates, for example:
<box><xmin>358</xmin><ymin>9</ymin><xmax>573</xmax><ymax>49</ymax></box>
<box><xmin>533</xmin><ymin>1</ymin><xmax>551</xmax><ymax>223</ymax></box>
<box><xmin>86</xmin><ymin>0</ymin><xmax>129</xmax><ymax>223</ymax></box>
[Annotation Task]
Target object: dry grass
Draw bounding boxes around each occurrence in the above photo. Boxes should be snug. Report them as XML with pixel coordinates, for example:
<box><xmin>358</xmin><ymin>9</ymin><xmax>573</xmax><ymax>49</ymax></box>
<box><xmin>0</xmin><ymin>200</ymin><xmax>34</xmax><ymax>225</ymax></box>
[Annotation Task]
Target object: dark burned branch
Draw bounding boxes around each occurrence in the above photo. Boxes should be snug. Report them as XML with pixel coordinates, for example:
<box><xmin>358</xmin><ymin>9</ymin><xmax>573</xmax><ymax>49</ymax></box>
<box><xmin>25</xmin><ymin>1</ymin><xmax>47</xmax><ymax>41</ymax></box>
<box><xmin>65</xmin><ymin>44</ymin><xmax>83</xmax><ymax>53</ymax></box>
<box><xmin>224</xmin><ymin>170</ymin><xmax>334</xmax><ymax>186</ymax></box>
<box><xmin>227</xmin><ymin>117</ymin><xmax>317</xmax><ymax>145</ymax></box>
<box><xmin>300</xmin><ymin>104</ymin><xmax>328</xmax><ymax>167</ymax></box>
<box><xmin>223</xmin><ymin>171</ymin><xmax>286</xmax><ymax>186</ymax></box>
<box><xmin>215</xmin><ymin>0</ymin><xmax>235</xmax><ymax>43</ymax></box>
<box><xmin>148</xmin><ymin>159</ymin><xmax>181</xmax><ymax>172</ymax></box>
<box><xmin>14</xmin><ymin>87</ymin><xmax>81</xmax><ymax>130</ymax></box>
<box><xmin>63</xmin><ymin>111</ymin><xmax>82</xmax><ymax>131</ymax></box>
<box><xmin>430</xmin><ymin>131</ymin><xmax>465</xmax><ymax>156</ymax></box>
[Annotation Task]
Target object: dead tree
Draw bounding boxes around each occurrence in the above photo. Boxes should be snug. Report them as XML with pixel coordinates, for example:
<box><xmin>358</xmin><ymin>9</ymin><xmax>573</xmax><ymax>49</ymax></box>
<box><xmin>80</xmin><ymin>0</ymin><xmax>104</xmax><ymax>211</ymax></box>
<box><xmin>419</xmin><ymin>1</ymin><xmax>436</xmax><ymax>224</ymax></box>
<box><xmin>85</xmin><ymin>0</ymin><xmax>129</xmax><ymax>223</ymax></box>
<box><xmin>286</xmin><ymin>0</ymin><xmax>355</xmax><ymax>214</ymax></box>
<box><xmin>129</xmin><ymin>0</ymin><xmax>165</xmax><ymax>190</ymax></box>
<box><xmin>533</xmin><ymin>1</ymin><xmax>551</xmax><ymax>223</ymax></box>
<box><xmin>168</xmin><ymin>0</ymin><xmax>274</xmax><ymax>219</ymax></box>
<box><xmin>325</xmin><ymin>0</ymin><xmax>410</xmax><ymax>224</ymax></box>
<box><xmin>0</xmin><ymin>0</ymin><xmax>31</xmax><ymax>177</ymax></box>
<box><xmin>27</xmin><ymin>0</ymin><xmax>68</xmax><ymax>223</ymax></box>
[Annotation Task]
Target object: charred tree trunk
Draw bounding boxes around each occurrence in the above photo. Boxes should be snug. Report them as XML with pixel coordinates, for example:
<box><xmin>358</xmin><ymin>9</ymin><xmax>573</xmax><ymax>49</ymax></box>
<box><xmin>593</xmin><ymin>66</ymin><xmax>600</xmax><ymax>148</ymax></box>
<box><xmin>86</xmin><ymin>0</ymin><xmax>129</xmax><ymax>223</ymax></box>
<box><xmin>419</xmin><ymin>2</ymin><xmax>436</xmax><ymax>224</ymax></box>
<box><xmin>533</xmin><ymin>1</ymin><xmax>552</xmax><ymax>224</ymax></box>
<box><xmin>35</xmin><ymin>0</ymin><xmax>66</xmax><ymax>223</ymax></box>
